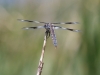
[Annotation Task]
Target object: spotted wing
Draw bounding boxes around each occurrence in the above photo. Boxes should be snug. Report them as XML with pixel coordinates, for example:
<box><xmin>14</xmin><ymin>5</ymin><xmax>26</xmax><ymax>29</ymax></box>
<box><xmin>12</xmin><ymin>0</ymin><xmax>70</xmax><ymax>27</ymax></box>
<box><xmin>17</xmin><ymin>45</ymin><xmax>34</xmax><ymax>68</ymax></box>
<box><xmin>49</xmin><ymin>24</ymin><xmax>57</xmax><ymax>48</ymax></box>
<box><xmin>18</xmin><ymin>19</ymin><xmax>46</xmax><ymax>24</ymax></box>
<box><xmin>22</xmin><ymin>26</ymin><xmax>44</xmax><ymax>29</ymax></box>
<box><xmin>54</xmin><ymin>26</ymin><xmax>80</xmax><ymax>32</ymax></box>
<box><xmin>52</xmin><ymin>22</ymin><xmax>79</xmax><ymax>24</ymax></box>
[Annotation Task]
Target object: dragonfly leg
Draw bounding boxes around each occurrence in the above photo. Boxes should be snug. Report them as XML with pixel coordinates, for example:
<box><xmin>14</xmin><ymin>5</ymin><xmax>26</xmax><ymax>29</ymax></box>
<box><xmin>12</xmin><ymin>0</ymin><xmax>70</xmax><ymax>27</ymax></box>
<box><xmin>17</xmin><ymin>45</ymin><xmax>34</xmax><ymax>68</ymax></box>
<box><xmin>45</xmin><ymin>30</ymin><xmax>50</xmax><ymax>39</ymax></box>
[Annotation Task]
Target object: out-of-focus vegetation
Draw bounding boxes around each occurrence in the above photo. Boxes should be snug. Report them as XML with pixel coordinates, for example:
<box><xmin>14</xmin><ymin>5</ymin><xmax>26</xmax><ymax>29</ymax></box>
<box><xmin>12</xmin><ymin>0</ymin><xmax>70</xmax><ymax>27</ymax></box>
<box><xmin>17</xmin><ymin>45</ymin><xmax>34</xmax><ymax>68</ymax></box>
<box><xmin>0</xmin><ymin>0</ymin><xmax>100</xmax><ymax>75</ymax></box>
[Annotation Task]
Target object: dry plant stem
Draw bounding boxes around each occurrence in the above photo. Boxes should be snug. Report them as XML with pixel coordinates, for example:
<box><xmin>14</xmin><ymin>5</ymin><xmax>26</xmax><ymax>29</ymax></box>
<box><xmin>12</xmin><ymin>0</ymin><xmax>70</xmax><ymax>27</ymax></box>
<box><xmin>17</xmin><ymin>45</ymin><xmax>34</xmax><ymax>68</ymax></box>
<box><xmin>36</xmin><ymin>35</ymin><xmax>47</xmax><ymax>75</ymax></box>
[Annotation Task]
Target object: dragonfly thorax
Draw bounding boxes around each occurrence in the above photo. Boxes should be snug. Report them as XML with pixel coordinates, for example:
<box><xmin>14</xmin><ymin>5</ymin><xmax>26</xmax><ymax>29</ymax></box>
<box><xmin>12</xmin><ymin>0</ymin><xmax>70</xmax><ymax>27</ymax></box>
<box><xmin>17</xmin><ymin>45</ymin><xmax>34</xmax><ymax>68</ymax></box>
<box><xmin>44</xmin><ymin>24</ymin><xmax>51</xmax><ymax>29</ymax></box>
<box><xmin>44</xmin><ymin>24</ymin><xmax>51</xmax><ymax>38</ymax></box>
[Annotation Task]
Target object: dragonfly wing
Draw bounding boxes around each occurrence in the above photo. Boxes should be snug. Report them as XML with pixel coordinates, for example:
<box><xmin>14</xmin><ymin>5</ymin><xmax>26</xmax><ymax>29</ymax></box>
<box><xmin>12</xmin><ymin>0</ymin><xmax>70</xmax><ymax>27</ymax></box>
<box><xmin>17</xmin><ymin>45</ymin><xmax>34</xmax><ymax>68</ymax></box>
<box><xmin>22</xmin><ymin>26</ymin><xmax>44</xmax><ymax>29</ymax></box>
<box><xmin>52</xmin><ymin>22</ymin><xmax>79</xmax><ymax>24</ymax></box>
<box><xmin>54</xmin><ymin>26</ymin><xmax>80</xmax><ymax>32</ymax></box>
<box><xmin>18</xmin><ymin>19</ymin><xmax>46</xmax><ymax>24</ymax></box>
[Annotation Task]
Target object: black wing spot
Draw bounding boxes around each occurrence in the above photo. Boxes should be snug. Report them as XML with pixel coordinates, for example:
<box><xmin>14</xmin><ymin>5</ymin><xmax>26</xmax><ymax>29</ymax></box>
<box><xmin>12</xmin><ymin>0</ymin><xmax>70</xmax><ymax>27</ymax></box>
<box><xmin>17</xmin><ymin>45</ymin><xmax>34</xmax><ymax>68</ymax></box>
<box><xmin>25</xmin><ymin>20</ymin><xmax>33</xmax><ymax>22</ymax></box>
<box><xmin>67</xmin><ymin>28</ymin><xmax>73</xmax><ymax>31</ymax></box>
<box><xmin>29</xmin><ymin>27</ymin><xmax>37</xmax><ymax>29</ymax></box>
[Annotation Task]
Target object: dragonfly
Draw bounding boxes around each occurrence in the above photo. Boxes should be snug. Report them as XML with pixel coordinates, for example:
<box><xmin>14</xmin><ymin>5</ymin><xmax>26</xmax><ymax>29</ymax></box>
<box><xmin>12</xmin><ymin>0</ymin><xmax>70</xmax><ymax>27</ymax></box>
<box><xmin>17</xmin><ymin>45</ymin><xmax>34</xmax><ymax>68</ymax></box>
<box><xmin>18</xmin><ymin>19</ymin><xmax>80</xmax><ymax>48</ymax></box>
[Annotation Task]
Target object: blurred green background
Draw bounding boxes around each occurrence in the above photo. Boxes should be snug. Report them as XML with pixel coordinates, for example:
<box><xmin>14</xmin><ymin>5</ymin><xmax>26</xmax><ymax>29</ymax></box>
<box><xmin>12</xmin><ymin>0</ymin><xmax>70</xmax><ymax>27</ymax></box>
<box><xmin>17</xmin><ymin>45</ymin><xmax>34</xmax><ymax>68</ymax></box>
<box><xmin>0</xmin><ymin>0</ymin><xmax>100</xmax><ymax>75</ymax></box>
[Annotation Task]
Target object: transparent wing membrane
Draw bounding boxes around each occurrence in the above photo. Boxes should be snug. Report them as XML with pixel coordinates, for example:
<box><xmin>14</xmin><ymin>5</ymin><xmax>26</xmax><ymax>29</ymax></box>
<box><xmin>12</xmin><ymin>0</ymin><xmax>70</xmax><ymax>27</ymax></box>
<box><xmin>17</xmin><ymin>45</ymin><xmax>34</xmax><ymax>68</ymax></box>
<box><xmin>52</xmin><ymin>22</ymin><xmax>79</xmax><ymax>24</ymax></box>
<box><xmin>18</xmin><ymin>19</ymin><xmax>79</xmax><ymax>24</ymax></box>
<box><xmin>54</xmin><ymin>26</ymin><xmax>80</xmax><ymax>32</ymax></box>
<box><xmin>22</xmin><ymin>26</ymin><xmax>44</xmax><ymax>29</ymax></box>
<box><xmin>18</xmin><ymin>19</ymin><xmax>46</xmax><ymax>24</ymax></box>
